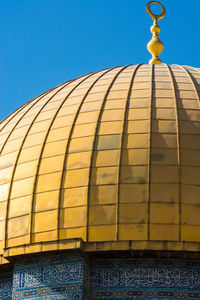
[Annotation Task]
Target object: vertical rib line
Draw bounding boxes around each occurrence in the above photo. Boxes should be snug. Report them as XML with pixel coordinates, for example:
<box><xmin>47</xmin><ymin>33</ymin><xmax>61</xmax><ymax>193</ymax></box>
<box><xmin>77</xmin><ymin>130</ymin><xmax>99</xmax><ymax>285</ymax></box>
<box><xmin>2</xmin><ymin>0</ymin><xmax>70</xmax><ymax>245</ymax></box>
<box><xmin>3</xmin><ymin>78</ymin><xmax>77</xmax><ymax>249</ymax></box>
<box><xmin>0</xmin><ymin>83</ymin><xmax>65</xmax><ymax>134</ymax></box>
<box><xmin>56</xmin><ymin>67</ymin><xmax>118</xmax><ymax>241</ymax></box>
<box><xmin>147</xmin><ymin>64</ymin><xmax>154</xmax><ymax>241</ymax></box>
<box><xmin>0</xmin><ymin>101</ymin><xmax>32</xmax><ymax>133</ymax></box>
<box><xmin>2</xmin><ymin>86</ymin><xmax>60</xmax><ymax>248</ymax></box>
<box><xmin>165</xmin><ymin>64</ymin><xmax>182</xmax><ymax>241</ymax></box>
<box><xmin>116</xmin><ymin>64</ymin><xmax>142</xmax><ymax>241</ymax></box>
<box><xmin>0</xmin><ymin>89</ymin><xmax>52</xmax><ymax>156</ymax></box>
<box><xmin>30</xmin><ymin>71</ymin><xmax>104</xmax><ymax>243</ymax></box>
<box><xmin>0</xmin><ymin>72</ymin><xmax>96</xmax><ymax>131</ymax></box>
<box><xmin>180</xmin><ymin>66</ymin><xmax>200</xmax><ymax>107</ymax></box>
<box><xmin>86</xmin><ymin>65</ymin><xmax>131</xmax><ymax>242</ymax></box>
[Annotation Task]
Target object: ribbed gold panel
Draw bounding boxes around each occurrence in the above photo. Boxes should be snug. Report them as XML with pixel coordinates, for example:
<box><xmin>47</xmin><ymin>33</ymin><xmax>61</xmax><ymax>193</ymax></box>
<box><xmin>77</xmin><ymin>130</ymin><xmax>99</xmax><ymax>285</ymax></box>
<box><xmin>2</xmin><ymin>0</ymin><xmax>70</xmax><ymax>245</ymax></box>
<box><xmin>0</xmin><ymin>64</ymin><xmax>200</xmax><ymax>258</ymax></box>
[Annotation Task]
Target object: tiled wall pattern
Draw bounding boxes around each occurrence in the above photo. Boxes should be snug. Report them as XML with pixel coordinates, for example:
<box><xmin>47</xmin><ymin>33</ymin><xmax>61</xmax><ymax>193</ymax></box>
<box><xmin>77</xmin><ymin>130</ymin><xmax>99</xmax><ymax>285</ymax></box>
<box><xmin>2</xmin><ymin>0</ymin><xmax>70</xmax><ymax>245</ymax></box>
<box><xmin>0</xmin><ymin>271</ymin><xmax>12</xmax><ymax>300</ymax></box>
<box><xmin>12</xmin><ymin>253</ymin><xmax>89</xmax><ymax>299</ymax></box>
<box><xmin>2</xmin><ymin>252</ymin><xmax>200</xmax><ymax>299</ymax></box>
<box><xmin>91</xmin><ymin>257</ymin><xmax>200</xmax><ymax>299</ymax></box>
<box><xmin>0</xmin><ymin>64</ymin><xmax>200</xmax><ymax>256</ymax></box>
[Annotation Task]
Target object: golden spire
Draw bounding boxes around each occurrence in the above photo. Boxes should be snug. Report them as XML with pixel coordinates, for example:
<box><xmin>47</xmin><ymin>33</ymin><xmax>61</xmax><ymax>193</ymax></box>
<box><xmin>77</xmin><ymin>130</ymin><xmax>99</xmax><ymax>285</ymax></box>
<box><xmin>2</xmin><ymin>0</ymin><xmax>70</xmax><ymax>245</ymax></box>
<box><xmin>146</xmin><ymin>1</ymin><xmax>166</xmax><ymax>64</ymax></box>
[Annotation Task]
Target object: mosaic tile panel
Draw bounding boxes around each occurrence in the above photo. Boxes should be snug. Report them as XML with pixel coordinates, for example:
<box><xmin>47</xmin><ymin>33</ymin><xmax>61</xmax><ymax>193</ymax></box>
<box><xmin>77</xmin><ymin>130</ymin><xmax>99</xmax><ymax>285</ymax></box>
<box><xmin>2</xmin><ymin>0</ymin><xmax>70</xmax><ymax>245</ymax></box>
<box><xmin>7</xmin><ymin>252</ymin><xmax>200</xmax><ymax>299</ymax></box>
<box><xmin>90</xmin><ymin>258</ymin><xmax>200</xmax><ymax>299</ymax></box>
<box><xmin>12</xmin><ymin>253</ymin><xmax>89</xmax><ymax>299</ymax></box>
<box><xmin>0</xmin><ymin>271</ymin><xmax>12</xmax><ymax>300</ymax></box>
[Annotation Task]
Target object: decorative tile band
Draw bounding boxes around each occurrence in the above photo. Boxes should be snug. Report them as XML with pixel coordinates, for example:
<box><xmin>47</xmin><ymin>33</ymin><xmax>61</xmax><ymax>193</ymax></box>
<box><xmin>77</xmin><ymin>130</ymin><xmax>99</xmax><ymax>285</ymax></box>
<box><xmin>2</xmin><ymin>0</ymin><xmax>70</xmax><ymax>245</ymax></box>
<box><xmin>92</xmin><ymin>288</ymin><xmax>200</xmax><ymax>299</ymax></box>
<box><xmin>12</xmin><ymin>283</ymin><xmax>83</xmax><ymax>299</ymax></box>
<box><xmin>1</xmin><ymin>252</ymin><xmax>200</xmax><ymax>299</ymax></box>
<box><xmin>90</xmin><ymin>257</ymin><xmax>200</xmax><ymax>299</ymax></box>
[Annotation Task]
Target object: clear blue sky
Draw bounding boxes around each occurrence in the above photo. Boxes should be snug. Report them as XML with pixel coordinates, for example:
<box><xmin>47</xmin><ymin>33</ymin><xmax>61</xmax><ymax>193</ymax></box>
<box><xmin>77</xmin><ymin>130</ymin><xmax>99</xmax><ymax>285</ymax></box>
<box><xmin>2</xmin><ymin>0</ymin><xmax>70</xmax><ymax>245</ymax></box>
<box><xmin>1</xmin><ymin>0</ymin><xmax>200</xmax><ymax>120</ymax></box>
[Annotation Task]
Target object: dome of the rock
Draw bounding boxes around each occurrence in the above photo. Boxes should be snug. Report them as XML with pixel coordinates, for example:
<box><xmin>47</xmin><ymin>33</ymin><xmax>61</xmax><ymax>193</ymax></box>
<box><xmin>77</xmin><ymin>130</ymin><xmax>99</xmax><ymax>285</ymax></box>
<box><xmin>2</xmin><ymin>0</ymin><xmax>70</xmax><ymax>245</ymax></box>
<box><xmin>0</xmin><ymin>63</ymin><xmax>200</xmax><ymax>257</ymax></box>
<box><xmin>1</xmin><ymin>63</ymin><xmax>200</xmax><ymax>299</ymax></box>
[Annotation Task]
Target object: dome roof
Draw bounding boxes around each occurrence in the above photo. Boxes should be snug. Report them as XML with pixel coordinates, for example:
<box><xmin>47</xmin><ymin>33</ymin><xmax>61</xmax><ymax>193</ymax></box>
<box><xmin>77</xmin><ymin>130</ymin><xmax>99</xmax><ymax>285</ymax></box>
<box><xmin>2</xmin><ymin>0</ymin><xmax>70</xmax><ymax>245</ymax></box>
<box><xmin>0</xmin><ymin>64</ymin><xmax>200</xmax><ymax>259</ymax></box>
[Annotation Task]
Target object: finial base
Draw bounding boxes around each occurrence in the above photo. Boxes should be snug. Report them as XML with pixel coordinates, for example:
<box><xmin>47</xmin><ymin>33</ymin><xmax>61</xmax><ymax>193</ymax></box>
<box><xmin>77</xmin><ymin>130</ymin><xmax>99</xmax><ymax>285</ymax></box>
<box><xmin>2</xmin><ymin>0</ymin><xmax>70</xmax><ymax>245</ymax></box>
<box><xmin>149</xmin><ymin>57</ymin><xmax>162</xmax><ymax>64</ymax></box>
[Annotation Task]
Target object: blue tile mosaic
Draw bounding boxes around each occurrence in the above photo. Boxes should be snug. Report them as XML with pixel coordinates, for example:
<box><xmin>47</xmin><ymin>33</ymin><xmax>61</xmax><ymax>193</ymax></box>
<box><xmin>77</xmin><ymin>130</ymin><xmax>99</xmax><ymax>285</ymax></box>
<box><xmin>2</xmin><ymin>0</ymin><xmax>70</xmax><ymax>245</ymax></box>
<box><xmin>90</xmin><ymin>258</ymin><xmax>200</xmax><ymax>299</ymax></box>
<box><xmin>0</xmin><ymin>271</ymin><xmax>12</xmax><ymax>300</ymax></box>
<box><xmin>2</xmin><ymin>252</ymin><xmax>200</xmax><ymax>299</ymax></box>
<box><xmin>12</xmin><ymin>253</ymin><xmax>89</xmax><ymax>299</ymax></box>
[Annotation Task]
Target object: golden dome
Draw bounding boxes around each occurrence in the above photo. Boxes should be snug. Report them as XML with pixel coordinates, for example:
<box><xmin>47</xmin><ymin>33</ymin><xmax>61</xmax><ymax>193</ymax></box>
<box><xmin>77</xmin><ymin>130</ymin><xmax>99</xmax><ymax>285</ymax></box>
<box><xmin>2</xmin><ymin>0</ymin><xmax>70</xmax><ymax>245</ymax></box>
<box><xmin>0</xmin><ymin>64</ymin><xmax>200</xmax><ymax>260</ymax></box>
